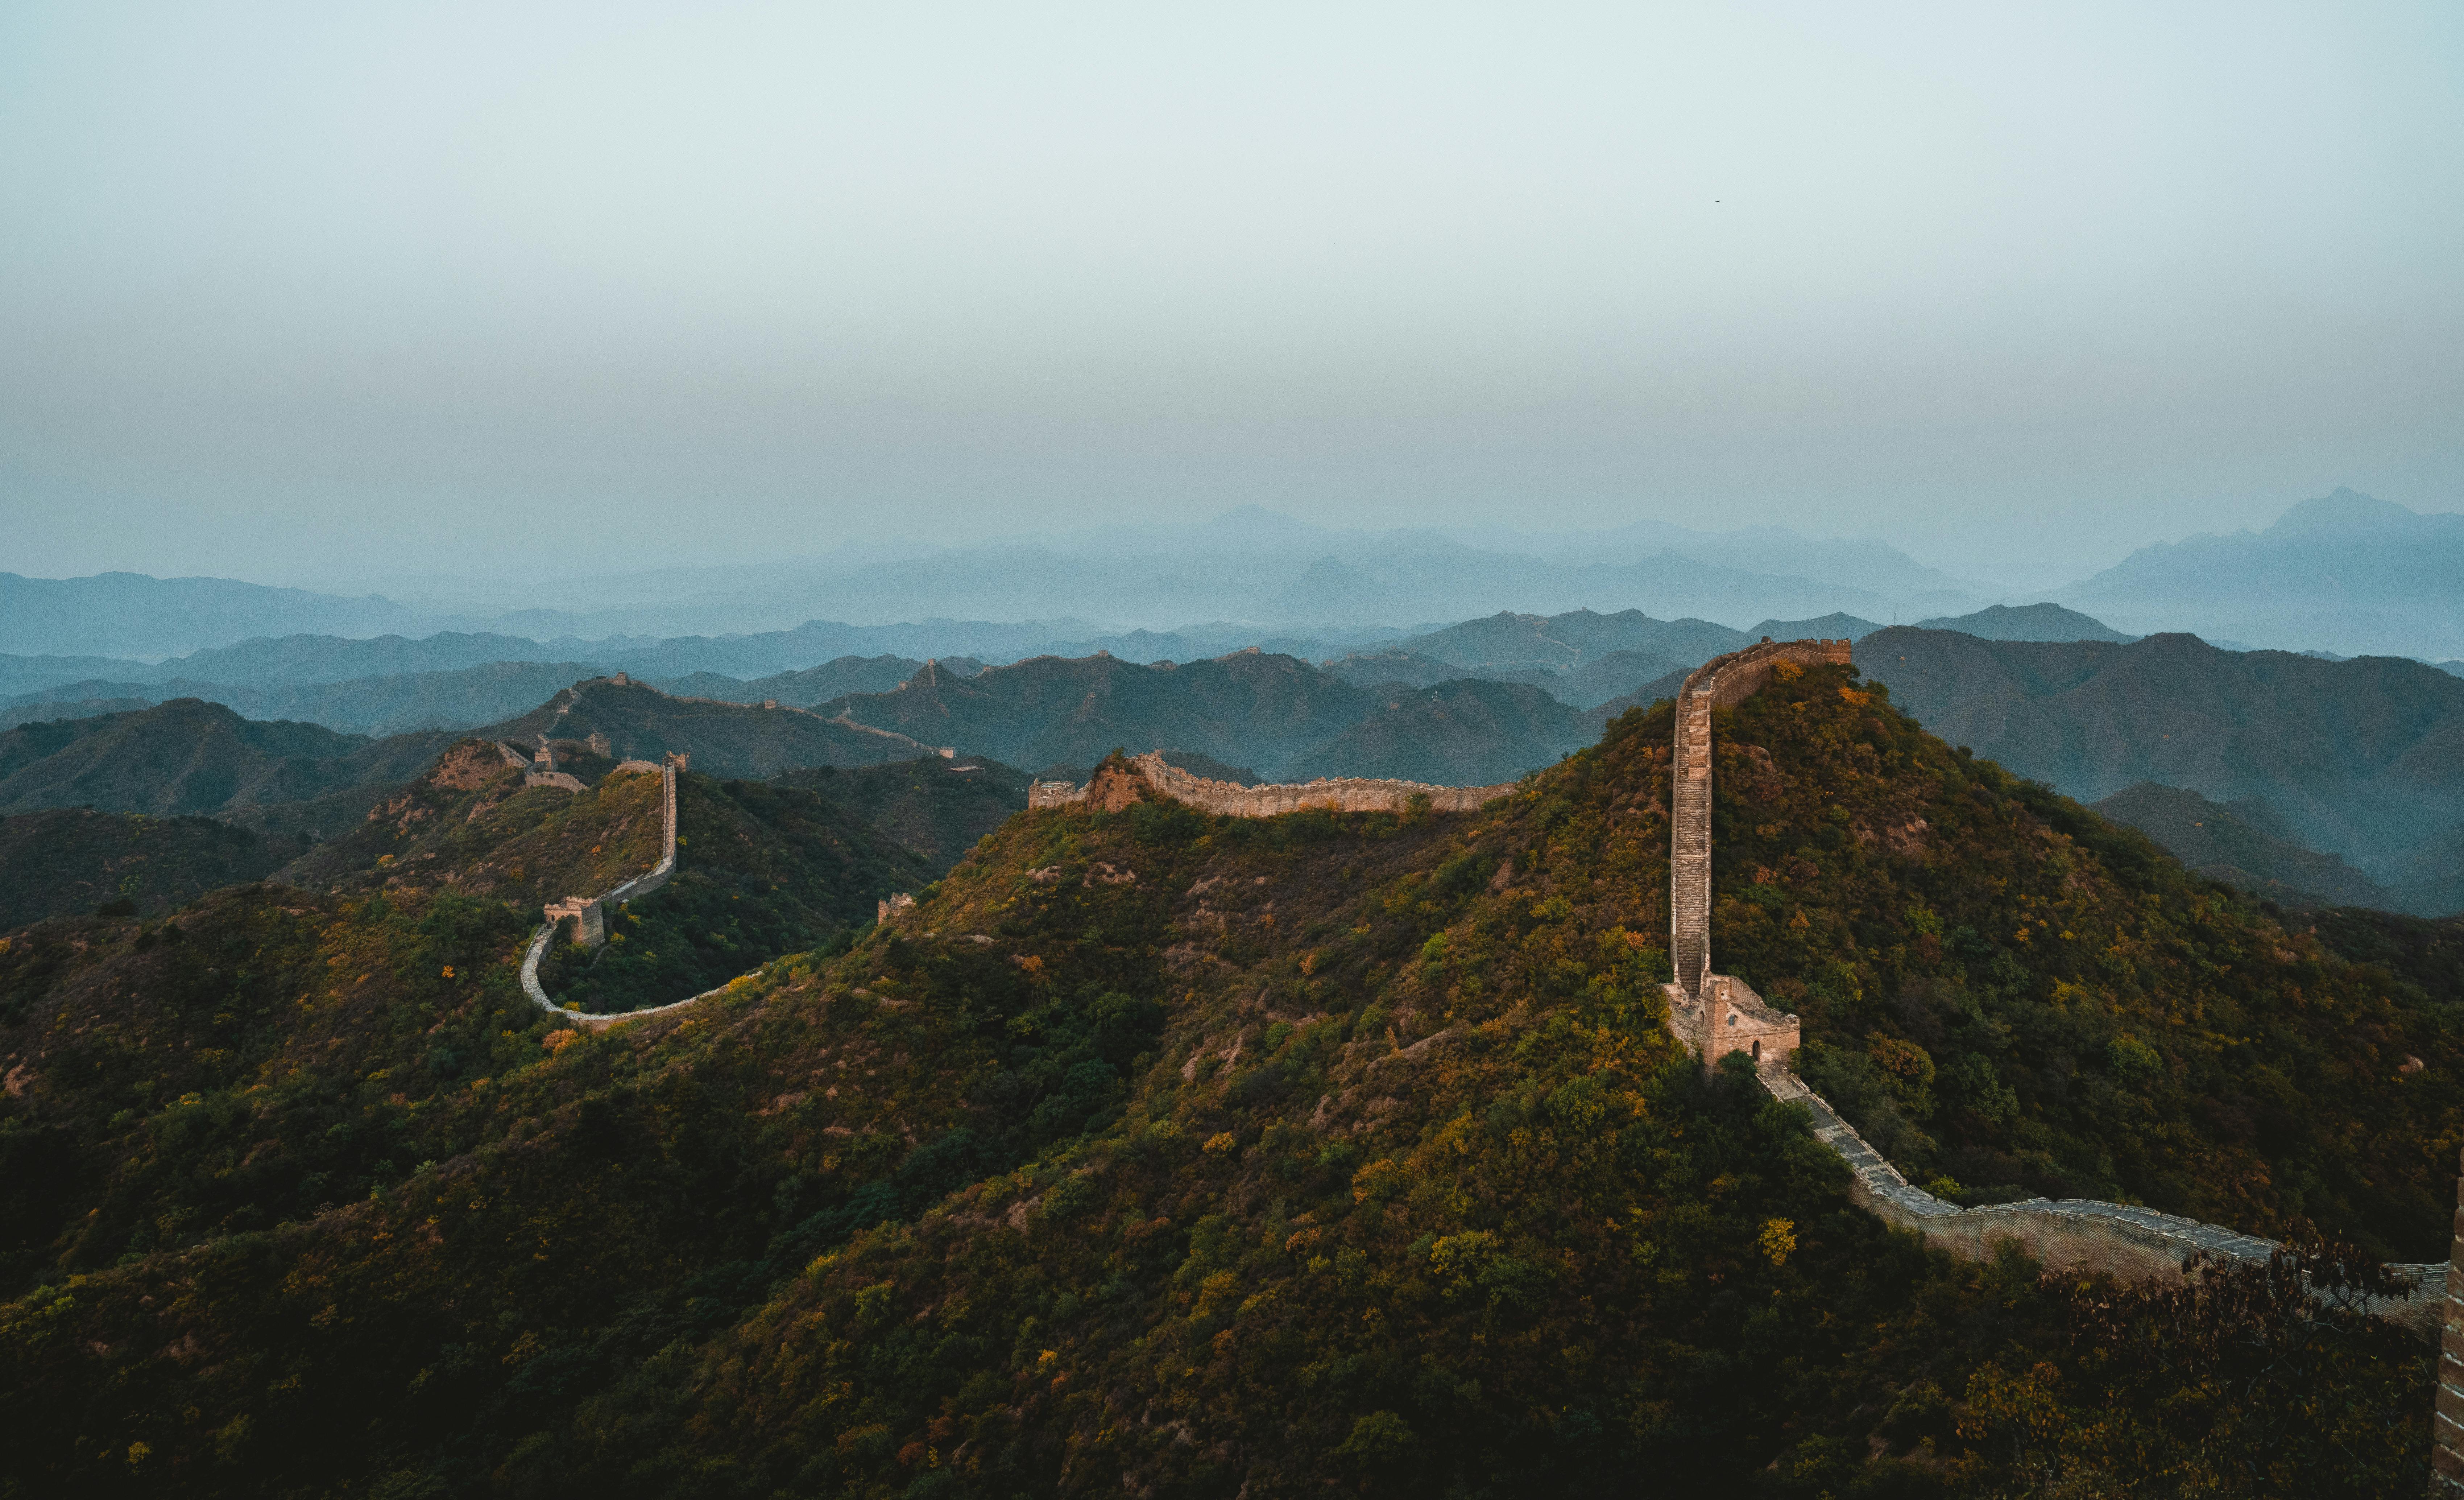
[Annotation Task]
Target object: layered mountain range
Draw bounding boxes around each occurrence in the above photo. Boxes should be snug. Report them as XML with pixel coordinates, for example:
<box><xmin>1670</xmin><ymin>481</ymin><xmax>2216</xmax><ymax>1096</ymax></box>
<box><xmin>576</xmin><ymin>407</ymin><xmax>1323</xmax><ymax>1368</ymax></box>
<box><xmin>1</xmin><ymin>654</ymin><xmax>2454</xmax><ymax>1495</ymax></box>
<box><xmin>1856</xmin><ymin>628</ymin><xmax>2464</xmax><ymax>913</ymax></box>
<box><xmin>7</xmin><ymin>599</ymin><xmax>2462</xmax><ymax>923</ymax></box>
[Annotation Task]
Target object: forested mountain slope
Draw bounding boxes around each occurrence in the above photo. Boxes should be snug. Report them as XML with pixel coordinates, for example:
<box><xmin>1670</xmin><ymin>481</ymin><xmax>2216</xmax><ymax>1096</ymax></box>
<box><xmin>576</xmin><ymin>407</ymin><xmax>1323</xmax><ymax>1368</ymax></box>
<box><xmin>0</xmin><ymin>809</ymin><xmax>304</xmax><ymax>928</ymax></box>
<box><xmin>481</xmin><ymin>676</ymin><xmax>929</xmax><ymax>777</ymax></box>
<box><xmin>273</xmin><ymin>741</ymin><xmax>929</xmax><ymax>1016</ymax></box>
<box><xmin>651</xmin><ymin>653</ymin><xmax>931</xmax><ymax>708</ymax></box>
<box><xmin>0</xmin><ymin>699</ymin><xmax>455</xmax><ymax>825</ymax></box>
<box><xmin>1855</xmin><ymin>627</ymin><xmax>2464</xmax><ymax>865</ymax></box>
<box><xmin>1</xmin><ymin>663</ymin><xmax>2453</xmax><ymax>1495</ymax></box>
<box><xmin>1289</xmin><ymin>678</ymin><xmax>1587</xmax><ymax>785</ymax></box>
<box><xmin>770</xmin><ymin>756</ymin><xmax>1033</xmax><ymax>874</ymax></box>
<box><xmin>829</xmin><ymin>651</ymin><xmax>1381</xmax><ymax>780</ymax></box>
<box><xmin>2091</xmin><ymin>781</ymin><xmax>2397</xmax><ymax>910</ymax></box>
<box><xmin>1391</xmin><ymin>608</ymin><xmax>1748</xmax><ymax>672</ymax></box>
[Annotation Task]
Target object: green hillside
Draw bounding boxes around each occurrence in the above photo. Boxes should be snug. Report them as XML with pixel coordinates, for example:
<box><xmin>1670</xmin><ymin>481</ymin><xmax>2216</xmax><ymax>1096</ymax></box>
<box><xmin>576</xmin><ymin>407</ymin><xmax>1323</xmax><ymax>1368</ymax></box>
<box><xmin>274</xmin><ymin>742</ymin><xmax>929</xmax><ymax>1007</ymax></box>
<box><xmin>2091</xmin><ymin>781</ymin><xmax>2397</xmax><ymax>910</ymax></box>
<box><xmin>1392</xmin><ymin>608</ymin><xmax>1747</xmax><ymax>670</ymax></box>
<box><xmin>771</xmin><ymin>755</ymin><xmax>1034</xmax><ymax>873</ymax></box>
<box><xmin>535</xmin><ymin>777</ymin><xmax>930</xmax><ymax>1015</ymax></box>
<box><xmin>0</xmin><ymin>809</ymin><xmax>304</xmax><ymax>929</ymax></box>
<box><xmin>1912</xmin><ymin>603</ymin><xmax>2132</xmax><ymax>643</ymax></box>
<box><xmin>0</xmin><ymin>699</ymin><xmax>455</xmax><ymax>823</ymax></box>
<box><xmin>1317</xmin><ymin>647</ymin><xmax>1566</xmax><ymax>695</ymax></box>
<box><xmin>1856</xmin><ymin>627</ymin><xmax>2464</xmax><ymax>863</ymax></box>
<box><xmin>651</xmin><ymin>653</ymin><xmax>926</xmax><ymax>707</ymax></box>
<box><xmin>0</xmin><ymin>665</ymin><xmax>2452</xmax><ymax>1495</ymax></box>
<box><xmin>483</xmin><ymin>677</ymin><xmax>932</xmax><ymax>778</ymax></box>
<box><xmin>277</xmin><ymin>741</ymin><xmax>671</xmax><ymax>908</ymax></box>
<box><xmin>829</xmin><ymin>652</ymin><xmax>1380</xmax><ymax>780</ymax></box>
<box><xmin>1291</xmin><ymin>677</ymin><xmax>1587</xmax><ymax>785</ymax></box>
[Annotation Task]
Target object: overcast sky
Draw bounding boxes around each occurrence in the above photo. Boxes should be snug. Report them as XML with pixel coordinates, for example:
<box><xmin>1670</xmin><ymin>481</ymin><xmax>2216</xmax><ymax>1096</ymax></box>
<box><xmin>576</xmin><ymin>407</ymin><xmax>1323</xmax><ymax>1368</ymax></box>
<box><xmin>2</xmin><ymin>1</ymin><xmax>2457</xmax><ymax>590</ymax></box>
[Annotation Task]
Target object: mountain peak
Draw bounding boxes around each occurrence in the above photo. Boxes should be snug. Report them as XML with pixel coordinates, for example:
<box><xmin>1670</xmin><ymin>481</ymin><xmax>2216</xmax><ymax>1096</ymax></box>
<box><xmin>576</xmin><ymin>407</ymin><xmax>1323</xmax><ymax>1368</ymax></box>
<box><xmin>2264</xmin><ymin>487</ymin><xmax>2419</xmax><ymax>536</ymax></box>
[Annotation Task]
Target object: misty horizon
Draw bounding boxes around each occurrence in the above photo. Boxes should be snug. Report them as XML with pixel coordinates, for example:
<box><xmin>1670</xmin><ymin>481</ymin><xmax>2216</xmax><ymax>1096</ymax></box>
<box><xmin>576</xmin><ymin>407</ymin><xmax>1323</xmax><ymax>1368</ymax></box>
<box><xmin>5</xmin><ymin>2</ymin><xmax>2459</xmax><ymax>589</ymax></box>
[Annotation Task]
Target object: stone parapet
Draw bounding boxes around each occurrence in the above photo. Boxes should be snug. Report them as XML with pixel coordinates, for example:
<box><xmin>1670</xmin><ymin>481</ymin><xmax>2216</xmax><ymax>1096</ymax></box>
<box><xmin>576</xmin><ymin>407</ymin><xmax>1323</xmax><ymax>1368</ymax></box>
<box><xmin>1030</xmin><ymin>751</ymin><xmax>1516</xmax><ymax>818</ymax></box>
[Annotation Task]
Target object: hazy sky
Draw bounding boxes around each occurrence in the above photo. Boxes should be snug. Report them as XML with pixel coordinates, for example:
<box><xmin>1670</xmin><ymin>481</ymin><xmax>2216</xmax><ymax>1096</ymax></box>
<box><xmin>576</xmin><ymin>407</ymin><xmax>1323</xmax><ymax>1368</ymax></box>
<box><xmin>3</xmin><ymin>1</ymin><xmax>2457</xmax><ymax>590</ymax></box>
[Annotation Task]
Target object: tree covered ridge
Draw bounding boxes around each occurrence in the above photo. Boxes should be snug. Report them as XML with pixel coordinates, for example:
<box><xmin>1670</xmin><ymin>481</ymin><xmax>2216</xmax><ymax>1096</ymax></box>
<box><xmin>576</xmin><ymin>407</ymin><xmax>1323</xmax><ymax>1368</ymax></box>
<box><xmin>0</xmin><ymin>668</ymin><xmax>2452</xmax><ymax>1496</ymax></box>
<box><xmin>1698</xmin><ymin>663</ymin><xmax>2462</xmax><ymax>1258</ymax></box>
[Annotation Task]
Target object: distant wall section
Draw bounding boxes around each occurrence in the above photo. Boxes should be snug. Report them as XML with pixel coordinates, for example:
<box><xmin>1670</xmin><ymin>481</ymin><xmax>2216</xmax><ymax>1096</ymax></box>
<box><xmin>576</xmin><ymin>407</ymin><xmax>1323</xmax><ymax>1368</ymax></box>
<box><xmin>519</xmin><ymin>753</ymin><xmax>701</xmax><ymax>1029</ymax></box>
<box><xmin>1030</xmin><ymin>751</ymin><xmax>1515</xmax><ymax>818</ymax></box>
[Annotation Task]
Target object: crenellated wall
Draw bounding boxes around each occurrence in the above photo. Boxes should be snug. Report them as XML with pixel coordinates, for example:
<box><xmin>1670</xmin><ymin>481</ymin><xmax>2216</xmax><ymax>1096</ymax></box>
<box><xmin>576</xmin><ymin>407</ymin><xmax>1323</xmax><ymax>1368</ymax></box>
<box><xmin>1030</xmin><ymin>751</ymin><xmax>1516</xmax><ymax>818</ymax></box>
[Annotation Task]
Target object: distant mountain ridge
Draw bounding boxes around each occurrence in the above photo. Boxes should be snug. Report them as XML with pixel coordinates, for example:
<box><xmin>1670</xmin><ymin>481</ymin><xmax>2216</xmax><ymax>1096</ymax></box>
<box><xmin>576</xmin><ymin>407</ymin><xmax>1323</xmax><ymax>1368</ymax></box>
<box><xmin>0</xmin><ymin>571</ymin><xmax>421</xmax><ymax>657</ymax></box>
<box><xmin>1914</xmin><ymin>603</ymin><xmax>2131</xmax><ymax>643</ymax></box>
<box><xmin>0</xmin><ymin>699</ymin><xmax>455</xmax><ymax>828</ymax></box>
<box><xmin>2055</xmin><ymin>487</ymin><xmax>2464</xmax><ymax>657</ymax></box>
<box><xmin>1856</xmin><ymin>627</ymin><xmax>2464</xmax><ymax>871</ymax></box>
<box><xmin>2089</xmin><ymin>781</ymin><xmax>2399</xmax><ymax>910</ymax></box>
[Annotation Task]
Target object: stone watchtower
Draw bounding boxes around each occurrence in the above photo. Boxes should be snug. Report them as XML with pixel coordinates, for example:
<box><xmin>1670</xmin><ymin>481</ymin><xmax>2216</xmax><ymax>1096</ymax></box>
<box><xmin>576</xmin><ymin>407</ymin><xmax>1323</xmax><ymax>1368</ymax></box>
<box><xmin>1661</xmin><ymin>639</ymin><xmax>1850</xmax><ymax>1073</ymax></box>
<box><xmin>545</xmin><ymin>896</ymin><xmax>604</xmax><ymax>948</ymax></box>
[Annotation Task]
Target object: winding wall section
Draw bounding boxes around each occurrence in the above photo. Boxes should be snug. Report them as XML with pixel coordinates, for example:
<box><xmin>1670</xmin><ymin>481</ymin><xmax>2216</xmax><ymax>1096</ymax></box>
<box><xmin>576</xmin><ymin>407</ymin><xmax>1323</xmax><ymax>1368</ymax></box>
<box><xmin>1667</xmin><ymin>640</ymin><xmax>2444</xmax><ymax>1334</ymax></box>
<box><xmin>516</xmin><ymin>754</ymin><xmax>750</xmax><ymax>1033</ymax></box>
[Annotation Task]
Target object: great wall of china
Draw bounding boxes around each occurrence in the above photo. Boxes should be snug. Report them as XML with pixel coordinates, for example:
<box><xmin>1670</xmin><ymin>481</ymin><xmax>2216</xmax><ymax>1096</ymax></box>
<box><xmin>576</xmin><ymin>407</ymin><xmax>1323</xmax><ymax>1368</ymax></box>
<box><xmin>514</xmin><ymin>751</ymin><xmax>762</xmax><ymax>1034</ymax></box>
<box><xmin>513</xmin><ymin>656</ymin><xmax>2464</xmax><ymax>1420</ymax></box>
<box><xmin>1024</xmin><ymin>642</ymin><xmax>2452</xmax><ymax>1338</ymax></box>
<box><xmin>1029</xmin><ymin>751</ymin><xmax>1518</xmax><ymax>817</ymax></box>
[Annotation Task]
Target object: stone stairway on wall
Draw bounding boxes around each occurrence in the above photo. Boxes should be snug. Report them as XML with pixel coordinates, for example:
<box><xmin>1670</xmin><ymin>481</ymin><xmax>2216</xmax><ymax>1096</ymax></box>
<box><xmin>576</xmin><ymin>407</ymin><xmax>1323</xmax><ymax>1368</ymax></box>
<box><xmin>1670</xmin><ymin>689</ymin><xmax>1713</xmax><ymax>999</ymax></box>
<box><xmin>1667</xmin><ymin>638</ymin><xmax>1852</xmax><ymax>1003</ymax></box>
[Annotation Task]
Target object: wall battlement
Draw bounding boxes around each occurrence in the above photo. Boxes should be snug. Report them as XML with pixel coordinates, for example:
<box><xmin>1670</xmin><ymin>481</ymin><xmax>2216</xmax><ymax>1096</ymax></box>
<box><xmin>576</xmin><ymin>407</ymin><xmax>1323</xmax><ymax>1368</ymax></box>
<box><xmin>1030</xmin><ymin>751</ymin><xmax>1516</xmax><ymax>818</ymax></box>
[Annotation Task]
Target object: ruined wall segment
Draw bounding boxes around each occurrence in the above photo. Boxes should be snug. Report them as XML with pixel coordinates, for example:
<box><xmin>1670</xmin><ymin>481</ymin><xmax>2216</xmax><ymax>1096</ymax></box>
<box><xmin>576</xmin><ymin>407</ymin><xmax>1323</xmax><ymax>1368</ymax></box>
<box><xmin>1030</xmin><ymin>751</ymin><xmax>1516</xmax><ymax>818</ymax></box>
